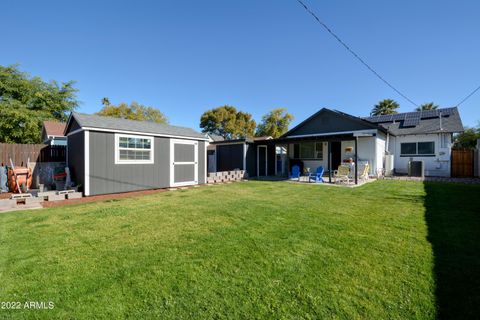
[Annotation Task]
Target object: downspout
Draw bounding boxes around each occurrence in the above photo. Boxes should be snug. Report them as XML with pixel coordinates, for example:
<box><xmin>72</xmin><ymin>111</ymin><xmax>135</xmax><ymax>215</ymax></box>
<box><xmin>386</xmin><ymin>131</ymin><xmax>390</xmax><ymax>154</ymax></box>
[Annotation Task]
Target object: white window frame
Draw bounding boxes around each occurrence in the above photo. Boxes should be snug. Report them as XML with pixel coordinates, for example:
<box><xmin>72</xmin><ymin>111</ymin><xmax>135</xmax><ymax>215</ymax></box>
<box><xmin>170</xmin><ymin>139</ymin><xmax>198</xmax><ymax>187</ymax></box>
<box><xmin>400</xmin><ymin>141</ymin><xmax>435</xmax><ymax>157</ymax></box>
<box><xmin>114</xmin><ymin>133</ymin><xmax>154</xmax><ymax>164</ymax></box>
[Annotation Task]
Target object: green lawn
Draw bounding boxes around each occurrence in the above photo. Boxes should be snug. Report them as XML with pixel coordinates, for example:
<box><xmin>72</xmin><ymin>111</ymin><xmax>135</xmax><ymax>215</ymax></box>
<box><xmin>0</xmin><ymin>180</ymin><xmax>479</xmax><ymax>319</ymax></box>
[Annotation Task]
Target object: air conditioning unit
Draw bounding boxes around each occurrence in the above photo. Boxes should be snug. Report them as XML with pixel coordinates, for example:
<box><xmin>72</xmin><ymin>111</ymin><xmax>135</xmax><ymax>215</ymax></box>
<box><xmin>408</xmin><ymin>161</ymin><xmax>424</xmax><ymax>178</ymax></box>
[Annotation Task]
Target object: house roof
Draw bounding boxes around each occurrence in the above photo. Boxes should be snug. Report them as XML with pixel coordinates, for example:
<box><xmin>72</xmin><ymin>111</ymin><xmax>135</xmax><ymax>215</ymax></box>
<box><xmin>363</xmin><ymin>107</ymin><xmax>464</xmax><ymax>135</ymax></box>
<box><xmin>43</xmin><ymin>121</ymin><xmax>66</xmax><ymax>137</ymax></box>
<box><xmin>280</xmin><ymin>108</ymin><xmax>388</xmax><ymax>139</ymax></box>
<box><xmin>66</xmin><ymin>112</ymin><xmax>207</xmax><ymax>140</ymax></box>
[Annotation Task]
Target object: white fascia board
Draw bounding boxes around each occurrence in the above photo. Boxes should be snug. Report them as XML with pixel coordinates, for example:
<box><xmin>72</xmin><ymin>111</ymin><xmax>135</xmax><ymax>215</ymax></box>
<box><xmin>286</xmin><ymin>129</ymin><xmax>377</xmax><ymax>139</ymax></box>
<box><xmin>79</xmin><ymin>126</ymin><xmax>209</xmax><ymax>141</ymax></box>
<box><xmin>66</xmin><ymin>128</ymin><xmax>84</xmax><ymax>136</ymax></box>
<box><xmin>84</xmin><ymin>130</ymin><xmax>90</xmax><ymax>196</ymax></box>
<box><xmin>211</xmin><ymin>141</ymin><xmax>246</xmax><ymax>146</ymax></box>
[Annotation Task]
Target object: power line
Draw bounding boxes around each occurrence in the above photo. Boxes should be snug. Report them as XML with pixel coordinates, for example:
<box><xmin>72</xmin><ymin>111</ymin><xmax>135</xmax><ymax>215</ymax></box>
<box><xmin>456</xmin><ymin>84</ymin><xmax>480</xmax><ymax>107</ymax></box>
<box><xmin>296</xmin><ymin>0</ymin><xmax>419</xmax><ymax>107</ymax></box>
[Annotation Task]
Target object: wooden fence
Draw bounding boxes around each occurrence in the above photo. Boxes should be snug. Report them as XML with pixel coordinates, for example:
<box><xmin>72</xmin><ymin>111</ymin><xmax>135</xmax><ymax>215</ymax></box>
<box><xmin>451</xmin><ymin>149</ymin><xmax>474</xmax><ymax>177</ymax></box>
<box><xmin>0</xmin><ymin>143</ymin><xmax>66</xmax><ymax>166</ymax></box>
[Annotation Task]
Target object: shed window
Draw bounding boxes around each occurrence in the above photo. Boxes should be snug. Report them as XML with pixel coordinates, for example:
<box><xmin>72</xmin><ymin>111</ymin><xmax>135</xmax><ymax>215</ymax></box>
<box><xmin>400</xmin><ymin>142</ymin><xmax>435</xmax><ymax>156</ymax></box>
<box><xmin>115</xmin><ymin>134</ymin><xmax>154</xmax><ymax>164</ymax></box>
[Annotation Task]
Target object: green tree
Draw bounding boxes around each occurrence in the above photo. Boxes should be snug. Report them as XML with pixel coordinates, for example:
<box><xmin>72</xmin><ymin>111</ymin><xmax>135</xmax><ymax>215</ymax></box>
<box><xmin>371</xmin><ymin>99</ymin><xmax>400</xmax><ymax>116</ymax></box>
<box><xmin>0</xmin><ymin>64</ymin><xmax>78</xmax><ymax>143</ymax></box>
<box><xmin>256</xmin><ymin>108</ymin><xmax>294</xmax><ymax>138</ymax></box>
<box><xmin>235</xmin><ymin>111</ymin><xmax>257</xmax><ymax>139</ymax></box>
<box><xmin>200</xmin><ymin>105</ymin><xmax>256</xmax><ymax>139</ymax></box>
<box><xmin>96</xmin><ymin>100</ymin><xmax>168</xmax><ymax>124</ymax></box>
<box><xmin>416</xmin><ymin>102</ymin><xmax>439</xmax><ymax>111</ymax></box>
<box><xmin>454</xmin><ymin>124</ymin><xmax>480</xmax><ymax>149</ymax></box>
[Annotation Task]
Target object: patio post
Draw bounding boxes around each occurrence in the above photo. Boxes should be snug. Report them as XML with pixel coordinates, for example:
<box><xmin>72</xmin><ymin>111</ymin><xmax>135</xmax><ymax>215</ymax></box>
<box><xmin>328</xmin><ymin>141</ymin><xmax>332</xmax><ymax>183</ymax></box>
<box><xmin>354</xmin><ymin>137</ymin><xmax>358</xmax><ymax>185</ymax></box>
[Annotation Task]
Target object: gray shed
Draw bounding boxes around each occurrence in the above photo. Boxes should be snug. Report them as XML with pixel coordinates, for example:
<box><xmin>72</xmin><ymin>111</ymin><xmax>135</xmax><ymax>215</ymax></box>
<box><xmin>65</xmin><ymin>113</ymin><xmax>208</xmax><ymax>196</ymax></box>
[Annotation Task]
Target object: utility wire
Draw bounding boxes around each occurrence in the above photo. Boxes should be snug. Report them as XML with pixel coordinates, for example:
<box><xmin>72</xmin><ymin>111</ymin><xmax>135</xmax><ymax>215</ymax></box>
<box><xmin>296</xmin><ymin>0</ymin><xmax>419</xmax><ymax>107</ymax></box>
<box><xmin>456</xmin><ymin>84</ymin><xmax>480</xmax><ymax>107</ymax></box>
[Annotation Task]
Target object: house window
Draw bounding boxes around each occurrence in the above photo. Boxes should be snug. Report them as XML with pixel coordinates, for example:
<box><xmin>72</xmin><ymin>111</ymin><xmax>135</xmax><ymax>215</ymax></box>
<box><xmin>300</xmin><ymin>142</ymin><xmax>315</xmax><ymax>158</ymax></box>
<box><xmin>418</xmin><ymin>142</ymin><xmax>435</xmax><ymax>155</ymax></box>
<box><xmin>400</xmin><ymin>142</ymin><xmax>435</xmax><ymax>156</ymax></box>
<box><xmin>115</xmin><ymin>134</ymin><xmax>154</xmax><ymax>164</ymax></box>
<box><xmin>315</xmin><ymin>142</ymin><xmax>323</xmax><ymax>160</ymax></box>
<box><xmin>293</xmin><ymin>144</ymin><xmax>300</xmax><ymax>159</ymax></box>
<box><xmin>292</xmin><ymin>142</ymin><xmax>324</xmax><ymax>160</ymax></box>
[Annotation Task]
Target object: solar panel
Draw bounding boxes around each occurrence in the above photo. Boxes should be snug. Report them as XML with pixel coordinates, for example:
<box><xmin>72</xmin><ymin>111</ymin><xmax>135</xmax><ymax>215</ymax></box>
<box><xmin>404</xmin><ymin>117</ymin><xmax>420</xmax><ymax>126</ymax></box>
<box><xmin>365</xmin><ymin>107</ymin><xmax>455</xmax><ymax>125</ymax></box>
<box><xmin>402</xmin><ymin>112</ymin><xmax>420</xmax><ymax>127</ymax></box>
<box><xmin>392</xmin><ymin>114</ymin><xmax>405</xmax><ymax>121</ymax></box>
<box><xmin>420</xmin><ymin>108</ymin><xmax>455</xmax><ymax>119</ymax></box>
<box><xmin>363</xmin><ymin>114</ymin><xmax>392</xmax><ymax>123</ymax></box>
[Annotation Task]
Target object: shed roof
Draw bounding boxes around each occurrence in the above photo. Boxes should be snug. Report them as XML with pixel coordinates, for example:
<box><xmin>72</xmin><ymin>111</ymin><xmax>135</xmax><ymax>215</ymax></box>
<box><xmin>66</xmin><ymin>113</ymin><xmax>207</xmax><ymax>140</ymax></box>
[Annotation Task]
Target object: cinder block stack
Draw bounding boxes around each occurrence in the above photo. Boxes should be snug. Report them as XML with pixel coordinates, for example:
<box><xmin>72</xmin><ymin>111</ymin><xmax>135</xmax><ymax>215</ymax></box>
<box><xmin>207</xmin><ymin>170</ymin><xmax>246</xmax><ymax>184</ymax></box>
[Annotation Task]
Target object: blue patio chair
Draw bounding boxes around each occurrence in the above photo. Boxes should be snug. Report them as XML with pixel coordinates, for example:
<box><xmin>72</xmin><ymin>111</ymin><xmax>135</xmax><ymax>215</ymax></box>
<box><xmin>309</xmin><ymin>166</ymin><xmax>324</xmax><ymax>183</ymax></box>
<box><xmin>289</xmin><ymin>165</ymin><xmax>300</xmax><ymax>180</ymax></box>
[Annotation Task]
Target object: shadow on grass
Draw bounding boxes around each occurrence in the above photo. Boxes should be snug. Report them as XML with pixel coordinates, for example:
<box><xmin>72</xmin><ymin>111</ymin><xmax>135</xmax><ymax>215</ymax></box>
<box><xmin>424</xmin><ymin>182</ymin><xmax>480</xmax><ymax>319</ymax></box>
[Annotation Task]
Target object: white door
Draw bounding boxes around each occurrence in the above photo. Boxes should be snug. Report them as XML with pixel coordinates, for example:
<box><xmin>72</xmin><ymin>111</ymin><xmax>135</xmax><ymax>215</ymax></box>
<box><xmin>170</xmin><ymin>139</ymin><xmax>198</xmax><ymax>187</ymax></box>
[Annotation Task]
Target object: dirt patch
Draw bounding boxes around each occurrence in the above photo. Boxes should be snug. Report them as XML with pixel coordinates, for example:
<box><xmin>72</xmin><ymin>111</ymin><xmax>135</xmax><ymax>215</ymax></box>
<box><xmin>41</xmin><ymin>188</ymin><xmax>173</xmax><ymax>208</ymax></box>
<box><xmin>42</xmin><ymin>185</ymin><xmax>210</xmax><ymax>208</ymax></box>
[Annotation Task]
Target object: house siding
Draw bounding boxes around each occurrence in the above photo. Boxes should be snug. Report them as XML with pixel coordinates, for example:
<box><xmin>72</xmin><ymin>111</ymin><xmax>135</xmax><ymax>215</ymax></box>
<box><xmin>389</xmin><ymin>133</ymin><xmax>452</xmax><ymax>177</ymax></box>
<box><xmin>67</xmin><ymin>131</ymin><xmax>84</xmax><ymax>189</ymax></box>
<box><xmin>375</xmin><ymin>133</ymin><xmax>387</xmax><ymax>174</ymax></box>
<box><xmin>246</xmin><ymin>144</ymin><xmax>257</xmax><ymax>177</ymax></box>
<box><xmin>198</xmin><ymin>141</ymin><xmax>206</xmax><ymax>184</ymax></box>
<box><xmin>267</xmin><ymin>144</ymin><xmax>276</xmax><ymax>176</ymax></box>
<box><xmin>216</xmin><ymin>144</ymin><xmax>244</xmax><ymax>172</ymax></box>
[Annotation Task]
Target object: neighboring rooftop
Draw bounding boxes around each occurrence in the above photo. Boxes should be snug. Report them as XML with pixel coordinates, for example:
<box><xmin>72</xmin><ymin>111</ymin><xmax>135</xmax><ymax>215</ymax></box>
<box><xmin>206</xmin><ymin>133</ymin><xmax>225</xmax><ymax>142</ymax></box>
<box><xmin>363</xmin><ymin>107</ymin><xmax>464</xmax><ymax>135</ymax></box>
<box><xmin>43</xmin><ymin>121</ymin><xmax>66</xmax><ymax>137</ymax></box>
<box><xmin>252</xmin><ymin>136</ymin><xmax>273</xmax><ymax>141</ymax></box>
<box><xmin>67</xmin><ymin>112</ymin><xmax>207</xmax><ymax>140</ymax></box>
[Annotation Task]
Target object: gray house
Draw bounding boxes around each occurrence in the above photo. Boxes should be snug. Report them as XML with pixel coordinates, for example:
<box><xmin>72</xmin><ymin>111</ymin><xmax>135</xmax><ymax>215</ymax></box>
<box><xmin>65</xmin><ymin>113</ymin><xmax>208</xmax><ymax>196</ymax></box>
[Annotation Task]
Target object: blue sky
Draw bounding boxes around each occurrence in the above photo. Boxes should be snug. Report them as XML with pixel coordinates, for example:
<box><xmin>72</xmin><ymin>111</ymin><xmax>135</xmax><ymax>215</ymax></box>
<box><xmin>2</xmin><ymin>0</ymin><xmax>479</xmax><ymax>130</ymax></box>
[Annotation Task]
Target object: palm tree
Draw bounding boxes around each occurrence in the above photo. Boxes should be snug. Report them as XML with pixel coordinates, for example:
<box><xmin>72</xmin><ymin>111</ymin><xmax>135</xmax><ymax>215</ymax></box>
<box><xmin>101</xmin><ymin>97</ymin><xmax>111</xmax><ymax>107</ymax></box>
<box><xmin>416</xmin><ymin>102</ymin><xmax>438</xmax><ymax>112</ymax></box>
<box><xmin>371</xmin><ymin>99</ymin><xmax>400</xmax><ymax>116</ymax></box>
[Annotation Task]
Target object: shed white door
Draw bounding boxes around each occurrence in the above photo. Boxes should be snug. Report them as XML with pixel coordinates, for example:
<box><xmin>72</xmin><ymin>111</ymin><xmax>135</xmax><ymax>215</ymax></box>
<box><xmin>170</xmin><ymin>139</ymin><xmax>198</xmax><ymax>187</ymax></box>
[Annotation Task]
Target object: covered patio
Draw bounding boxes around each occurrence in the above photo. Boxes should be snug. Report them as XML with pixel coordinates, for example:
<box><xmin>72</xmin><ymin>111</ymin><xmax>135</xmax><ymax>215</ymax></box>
<box><xmin>253</xmin><ymin>108</ymin><xmax>389</xmax><ymax>185</ymax></box>
<box><xmin>263</xmin><ymin>132</ymin><xmax>375</xmax><ymax>185</ymax></box>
